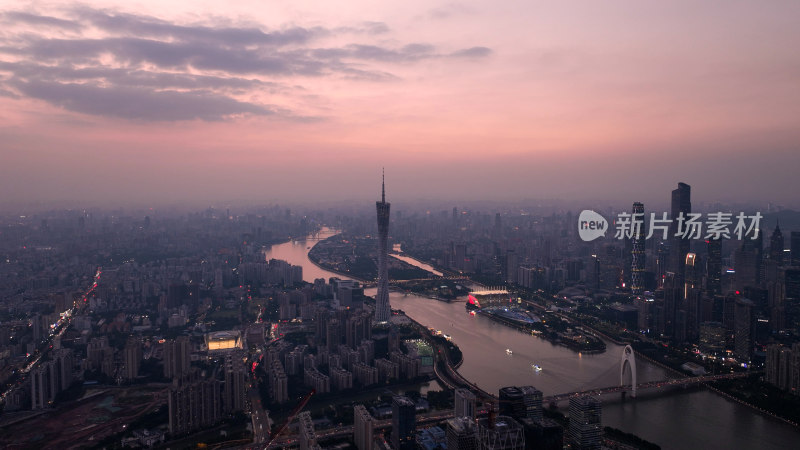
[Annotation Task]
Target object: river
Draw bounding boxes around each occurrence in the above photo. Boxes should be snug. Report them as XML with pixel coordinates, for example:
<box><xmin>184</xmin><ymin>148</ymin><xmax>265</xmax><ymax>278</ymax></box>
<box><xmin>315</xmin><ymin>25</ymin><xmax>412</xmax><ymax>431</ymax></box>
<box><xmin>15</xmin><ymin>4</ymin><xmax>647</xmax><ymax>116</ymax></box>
<box><xmin>263</xmin><ymin>228</ymin><xmax>800</xmax><ymax>450</ymax></box>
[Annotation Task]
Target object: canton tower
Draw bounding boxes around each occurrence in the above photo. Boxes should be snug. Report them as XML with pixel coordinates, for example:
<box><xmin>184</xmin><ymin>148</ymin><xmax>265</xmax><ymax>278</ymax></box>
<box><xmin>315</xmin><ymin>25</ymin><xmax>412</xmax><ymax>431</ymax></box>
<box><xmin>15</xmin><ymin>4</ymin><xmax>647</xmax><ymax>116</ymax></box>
<box><xmin>375</xmin><ymin>170</ymin><xmax>391</xmax><ymax>322</ymax></box>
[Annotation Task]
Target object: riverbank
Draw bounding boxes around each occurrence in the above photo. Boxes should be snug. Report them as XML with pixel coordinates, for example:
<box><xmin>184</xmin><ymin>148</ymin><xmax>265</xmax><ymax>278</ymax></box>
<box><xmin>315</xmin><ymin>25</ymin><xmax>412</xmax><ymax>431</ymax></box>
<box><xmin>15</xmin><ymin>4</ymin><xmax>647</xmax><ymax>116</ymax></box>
<box><xmin>306</xmin><ymin>247</ymin><xmax>369</xmax><ymax>283</ymax></box>
<box><xmin>706</xmin><ymin>377</ymin><xmax>800</xmax><ymax>428</ymax></box>
<box><xmin>567</xmin><ymin>311</ymin><xmax>800</xmax><ymax>429</ymax></box>
<box><xmin>269</xmin><ymin>230</ymin><xmax>800</xmax><ymax>449</ymax></box>
<box><xmin>473</xmin><ymin>307</ymin><xmax>606</xmax><ymax>354</ymax></box>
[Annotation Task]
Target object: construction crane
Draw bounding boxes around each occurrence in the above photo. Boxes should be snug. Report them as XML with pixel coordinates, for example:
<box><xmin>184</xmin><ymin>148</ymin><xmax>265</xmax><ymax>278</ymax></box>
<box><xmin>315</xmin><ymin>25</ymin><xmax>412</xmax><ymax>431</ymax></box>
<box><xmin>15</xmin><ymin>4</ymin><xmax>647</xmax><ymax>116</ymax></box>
<box><xmin>264</xmin><ymin>389</ymin><xmax>315</xmax><ymax>449</ymax></box>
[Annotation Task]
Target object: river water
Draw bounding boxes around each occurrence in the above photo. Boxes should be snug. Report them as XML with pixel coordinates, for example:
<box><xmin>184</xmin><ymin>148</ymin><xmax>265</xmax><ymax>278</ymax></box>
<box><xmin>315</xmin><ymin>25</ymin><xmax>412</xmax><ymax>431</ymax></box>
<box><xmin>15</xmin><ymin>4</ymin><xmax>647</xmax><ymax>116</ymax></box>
<box><xmin>263</xmin><ymin>229</ymin><xmax>800</xmax><ymax>450</ymax></box>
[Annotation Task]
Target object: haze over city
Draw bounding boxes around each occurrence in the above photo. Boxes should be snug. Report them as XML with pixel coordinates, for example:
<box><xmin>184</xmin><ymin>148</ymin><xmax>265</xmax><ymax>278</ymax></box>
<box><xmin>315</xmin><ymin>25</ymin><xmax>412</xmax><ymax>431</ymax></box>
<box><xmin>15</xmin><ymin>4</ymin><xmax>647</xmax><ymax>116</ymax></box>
<box><xmin>2</xmin><ymin>1</ymin><xmax>800</xmax><ymax>210</ymax></box>
<box><xmin>3</xmin><ymin>3</ymin><xmax>800</xmax><ymax>449</ymax></box>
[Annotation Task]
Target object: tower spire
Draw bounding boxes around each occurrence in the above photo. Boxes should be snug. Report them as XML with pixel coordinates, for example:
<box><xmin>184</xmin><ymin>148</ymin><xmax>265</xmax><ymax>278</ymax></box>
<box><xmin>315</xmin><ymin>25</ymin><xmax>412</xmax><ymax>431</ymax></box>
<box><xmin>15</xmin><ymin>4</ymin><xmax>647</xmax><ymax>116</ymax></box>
<box><xmin>375</xmin><ymin>167</ymin><xmax>391</xmax><ymax>322</ymax></box>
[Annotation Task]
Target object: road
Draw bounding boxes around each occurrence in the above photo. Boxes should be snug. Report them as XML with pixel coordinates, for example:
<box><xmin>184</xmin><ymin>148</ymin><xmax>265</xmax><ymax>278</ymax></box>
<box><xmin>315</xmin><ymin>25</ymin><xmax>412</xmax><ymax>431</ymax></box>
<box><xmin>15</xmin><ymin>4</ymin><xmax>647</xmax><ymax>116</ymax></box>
<box><xmin>249</xmin><ymin>384</ymin><xmax>270</xmax><ymax>445</ymax></box>
<box><xmin>0</xmin><ymin>268</ymin><xmax>101</xmax><ymax>403</ymax></box>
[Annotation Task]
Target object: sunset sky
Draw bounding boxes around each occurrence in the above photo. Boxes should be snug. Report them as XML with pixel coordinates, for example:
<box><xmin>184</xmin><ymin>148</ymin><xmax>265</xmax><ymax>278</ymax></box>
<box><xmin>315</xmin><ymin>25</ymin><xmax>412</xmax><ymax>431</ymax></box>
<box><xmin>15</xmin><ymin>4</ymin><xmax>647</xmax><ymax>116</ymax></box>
<box><xmin>1</xmin><ymin>1</ymin><xmax>799</xmax><ymax>210</ymax></box>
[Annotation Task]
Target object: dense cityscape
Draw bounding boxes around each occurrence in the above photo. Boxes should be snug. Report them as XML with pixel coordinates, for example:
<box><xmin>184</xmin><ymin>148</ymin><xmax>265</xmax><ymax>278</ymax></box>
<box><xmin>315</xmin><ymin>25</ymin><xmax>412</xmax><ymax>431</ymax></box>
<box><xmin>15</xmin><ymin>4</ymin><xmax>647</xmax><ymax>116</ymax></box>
<box><xmin>0</xmin><ymin>177</ymin><xmax>798</xmax><ymax>449</ymax></box>
<box><xmin>2</xmin><ymin>1</ymin><xmax>800</xmax><ymax>449</ymax></box>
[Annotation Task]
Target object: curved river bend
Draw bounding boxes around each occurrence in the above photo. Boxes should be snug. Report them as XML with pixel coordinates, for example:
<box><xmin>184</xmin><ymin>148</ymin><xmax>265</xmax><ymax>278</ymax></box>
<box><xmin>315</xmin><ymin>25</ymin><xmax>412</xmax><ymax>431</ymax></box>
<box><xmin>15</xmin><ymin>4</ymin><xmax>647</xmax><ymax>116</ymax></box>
<box><xmin>264</xmin><ymin>229</ymin><xmax>799</xmax><ymax>450</ymax></box>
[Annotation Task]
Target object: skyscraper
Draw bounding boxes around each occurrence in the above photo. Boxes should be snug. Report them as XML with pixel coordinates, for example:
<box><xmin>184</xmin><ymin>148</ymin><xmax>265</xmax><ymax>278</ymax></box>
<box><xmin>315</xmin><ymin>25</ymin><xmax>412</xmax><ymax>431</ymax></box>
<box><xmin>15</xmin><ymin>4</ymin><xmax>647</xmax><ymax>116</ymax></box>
<box><xmin>164</xmin><ymin>336</ymin><xmax>191</xmax><ymax>380</ymax></box>
<box><xmin>446</xmin><ymin>417</ymin><xmax>478</xmax><ymax>450</ymax></box>
<box><xmin>631</xmin><ymin>202</ymin><xmax>646</xmax><ymax>295</ymax></box>
<box><xmin>354</xmin><ymin>404</ymin><xmax>375</xmax><ymax>450</ymax></box>
<box><xmin>123</xmin><ymin>336</ymin><xmax>142</xmax><ymax>381</ymax></box>
<box><xmin>375</xmin><ymin>170</ymin><xmax>391</xmax><ymax>322</ymax></box>
<box><xmin>392</xmin><ymin>395</ymin><xmax>416</xmax><ymax>450</ymax></box>
<box><xmin>770</xmin><ymin>223</ymin><xmax>784</xmax><ymax>265</ymax></box>
<box><xmin>498</xmin><ymin>386</ymin><xmax>543</xmax><ymax>422</ymax></box>
<box><xmin>167</xmin><ymin>377</ymin><xmax>222</xmax><ymax>435</ymax></box>
<box><xmin>31</xmin><ymin>361</ymin><xmax>55</xmax><ymax>410</ymax></box>
<box><xmin>477</xmin><ymin>414</ymin><xmax>525</xmax><ymax>450</ymax></box>
<box><xmin>791</xmin><ymin>232</ymin><xmax>800</xmax><ymax>266</ymax></box>
<box><xmin>568</xmin><ymin>396</ymin><xmax>602</xmax><ymax>450</ymax></box>
<box><xmin>706</xmin><ymin>239</ymin><xmax>722</xmax><ymax>295</ymax></box>
<box><xmin>298</xmin><ymin>411</ymin><xmax>319</xmax><ymax>450</ymax></box>
<box><xmin>734</xmin><ymin>297</ymin><xmax>755</xmax><ymax>361</ymax></box>
<box><xmin>223</xmin><ymin>353</ymin><xmax>248</xmax><ymax>413</ymax></box>
<box><xmin>454</xmin><ymin>388</ymin><xmax>477</xmax><ymax>419</ymax></box>
<box><xmin>670</xmin><ymin>182</ymin><xmax>691</xmax><ymax>289</ymax></box>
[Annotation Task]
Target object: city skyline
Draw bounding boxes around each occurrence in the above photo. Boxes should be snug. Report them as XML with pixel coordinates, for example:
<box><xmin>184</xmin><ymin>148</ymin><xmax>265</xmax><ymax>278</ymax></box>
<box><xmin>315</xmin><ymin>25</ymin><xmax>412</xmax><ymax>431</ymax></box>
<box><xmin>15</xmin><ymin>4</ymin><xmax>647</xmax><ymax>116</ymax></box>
<box><xmin>1</xmin><ymin>180</ymin><xmax>800</xmax><ymax>448</ymax></box>
<box><xmin>1</xmin><ymin>1</ymin><xmax>800</xmax><ymax>208</ymax></box>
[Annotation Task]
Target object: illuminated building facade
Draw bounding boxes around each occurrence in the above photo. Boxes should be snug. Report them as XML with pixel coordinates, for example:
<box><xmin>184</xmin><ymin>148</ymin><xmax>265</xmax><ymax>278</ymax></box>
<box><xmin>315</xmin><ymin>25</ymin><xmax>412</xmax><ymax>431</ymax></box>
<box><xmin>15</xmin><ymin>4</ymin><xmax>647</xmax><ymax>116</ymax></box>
<box><xmin>206</xmin><ymin>330</ymin><xmax>243</xmax><ymax>351</ymax></box>
<box><xmin>631</xmin><ymin>202</ymin><xmax>646</xmax><ymax>295</ymax></box>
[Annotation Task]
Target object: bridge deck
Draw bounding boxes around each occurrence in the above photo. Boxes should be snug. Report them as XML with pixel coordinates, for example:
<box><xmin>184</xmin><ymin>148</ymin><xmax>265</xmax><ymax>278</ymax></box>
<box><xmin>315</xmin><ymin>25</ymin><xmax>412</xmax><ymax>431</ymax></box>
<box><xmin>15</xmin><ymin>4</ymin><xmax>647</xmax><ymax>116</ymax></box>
<box><xmin>545</xmin><ymin>372</ymin><xmax>750</xmax><ymax>402</ymax></box>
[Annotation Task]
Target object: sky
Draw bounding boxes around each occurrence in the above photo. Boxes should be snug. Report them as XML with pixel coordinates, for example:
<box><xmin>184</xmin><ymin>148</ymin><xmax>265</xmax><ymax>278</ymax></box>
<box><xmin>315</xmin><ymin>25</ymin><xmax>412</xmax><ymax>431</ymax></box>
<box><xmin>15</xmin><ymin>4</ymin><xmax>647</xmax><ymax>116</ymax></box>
<box><xmin>1</xmin><ymin>1</ymin><xmax>799</xmax><ymax>211</ymax></box>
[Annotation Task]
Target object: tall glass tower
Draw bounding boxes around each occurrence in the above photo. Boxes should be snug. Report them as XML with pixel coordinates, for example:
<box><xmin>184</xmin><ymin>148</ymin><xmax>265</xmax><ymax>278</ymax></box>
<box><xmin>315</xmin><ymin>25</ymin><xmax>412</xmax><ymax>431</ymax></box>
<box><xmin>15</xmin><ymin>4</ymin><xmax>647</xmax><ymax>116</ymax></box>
<box><xmin>631</xmin><ymin>202</ymin><xmax>646</xmax><ymax>295</ymax></box>
<box><xmin>375</xmin><ymin>170</ymin><xmax>391</xmax><ymax>322</ymax></box>
<box><xmin>670</xmin><ymin>182</ymin><xmax>691</xmax><ymax>291</ymax></box>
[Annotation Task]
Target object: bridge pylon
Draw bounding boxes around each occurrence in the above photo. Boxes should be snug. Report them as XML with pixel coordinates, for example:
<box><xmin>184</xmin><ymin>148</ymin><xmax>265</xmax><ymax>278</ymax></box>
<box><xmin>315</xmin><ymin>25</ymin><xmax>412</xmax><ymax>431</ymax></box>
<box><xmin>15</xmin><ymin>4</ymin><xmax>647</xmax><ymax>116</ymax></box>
<box><xmin>620</xmin><ymin>344</ymin><xmax>637</xmax><ymax>398</ymax></box>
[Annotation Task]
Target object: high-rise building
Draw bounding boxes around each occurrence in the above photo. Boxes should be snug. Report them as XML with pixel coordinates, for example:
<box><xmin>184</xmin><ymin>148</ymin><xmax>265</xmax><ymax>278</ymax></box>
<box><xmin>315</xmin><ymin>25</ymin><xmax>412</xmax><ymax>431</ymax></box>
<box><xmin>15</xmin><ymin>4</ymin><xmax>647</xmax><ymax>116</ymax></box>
<box><xmin>568</xmin><ymin>396</ymin><xmax>602</xmax><ymax>450</ymax></box>
<box><xmin>31</xmin><ymin>361</ymin><xmax>56</xmax><ymax>410</ymax></box>
<box><xmin>778</xmin><ymin>346</ymin><xmax>794</xmax><ymax>391</ymax></box>
<box><xmin>766</xmin><ymin>344</ymin><xmax>781</xmax><ymax>385</ymax></box>
<box><xmin>521</xmin><ymin>386</ymin><xmax>543</xmax><ymax>422</ymax></box>
<box><xmin>699</xmin><ymin>321</ymin><xmax>726</xmax><ymax>354</ymax></box>
<box><xmin>477</xmin><ymin>414</ymin><xmax>525</xmax><ymax>449</ymax></box>
<box><xmin>446</xmin><ymin>417</ymin><xmax>478</xmax><ymax>450</ymax></box>
<box><xmin>455</xmin><ymin>388</ymin><xmax>477</xmax><ymax>419</ymax></box>
<box><xmin>791</xmin><ymin>231</ymin><xmax>800</xmax><ymax>265</ymax></box>
<box><xmin>706</xmin><ymin>239</ymin><xmax>722</xmax><ymax>295</ymax></box>
<box><xmin>785</xmin><ymin>267</ymin><xmax>800</xmax><ymax>300</ymax></box>
<box><xmin>392</xmin><ymin>395</ymin><xmax>416</xmax><ymax>450</ymax></box>
<box><xmin>53</xmin><ymin>348</ymin><xmax>73</xmax><ymax>391</ymax></box>
<box><xmin>123</xmin><ymin>337</ymin><xmax>142</xmax><ymax>381</ymax></box>
<box><xmin>86</xmin><ymin>336</ymin><xmax>110</xmax><ymax>372</ymax></box>
<box><xmin>31</xmin><ymin>314</ymin><xmax>42</xmax><ymax>343</ymax></box>
<box><xmin>326</xmin><ymin>318</ymin><xmax>341</xmax><ymax>353</ymax></box>
<box><xmin>352</xmin><ymin>362</ymin><xmax>378</xmax><ymax>386</ymax></box>
<box><xmin>770</xmin><ymin>224</ymin><xmax>784</xmax><ymax>265</ymax></box>
<box><xmin>354</xmin><ymin>404</ymin><xmax>375</xmax><ymax>450</ymax></box>
<box><xmin>270</xmin><ymin>361</ymin><xmax>288</xmax><ymax>404</ymax></box>
<box><xmin>346</xmin><ymin>312</ymin><xmax>372</xmax><ymax>348</ymax></box>
<box><xmin>519</xmin><ymin>417</ymin><xmax>564</xmax><ymax>450</ymax></box>
<box><xmin>506</xmin><ymin>250</ymin><xmax>518</xmax><ymax>284</ymax></box>
<box><xmin>498</xmin><ymin>386</ymin><xmax>542</xmax><ymax>422</ymax></box>
<box><xmin>375</xmin><ymin>171</ymin><xmax>391</xmax><ymax>322</ymax></box>
<box><xmin>331</xmin><ymin>367</ymin><xmax>353</xmax><ymax>391</ymax></box>
<box><xmin>631</xmin><ymin>202</ymin><xmax>646</xmax><ymax>294</ymax></box>
<box><xmin>669</xmin><ymin>182</ymin><xmax>691</xmax><ymax>289</ymax></box>
<box><xmin>734</xmin><ymin>297</ymin><xmax>755</xmax><ymax>361</ymax></box>
<box><xmin>167</xmin><ymin>377</ymin><xmax>222</xmax><ymax>435</ymax></box>
<box><xmin>163</xmin><ymin>336</ymin><xmax>191</xmax><ymax>380</ymax></box>
<box><xmin>766</xmin><ymin>344</ymin><xmax>797</xmax><ymax>391</ymax></box>
<box><xmin>662</xmin><ymin>272</ymin><xmax>680</xmax><ymax>338</ymax></box>
<box><xmin>685</xmin><ymin>253</ymin><xmax>698</xmax><ymax>297</ymax></box>
<box><xmin>224</xmin><ymin>353</ymin><xmax>248</xmax><ymax>413</ymax></box>
<box><xmin>735</xmin><ymin>231</ymin><xmax>763</xmax><ymax>290</ymax></box>
<box><xmin>298</xmin><ymin>411</ymin><xmax>319</xmax><ymax>450</ymax></box>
